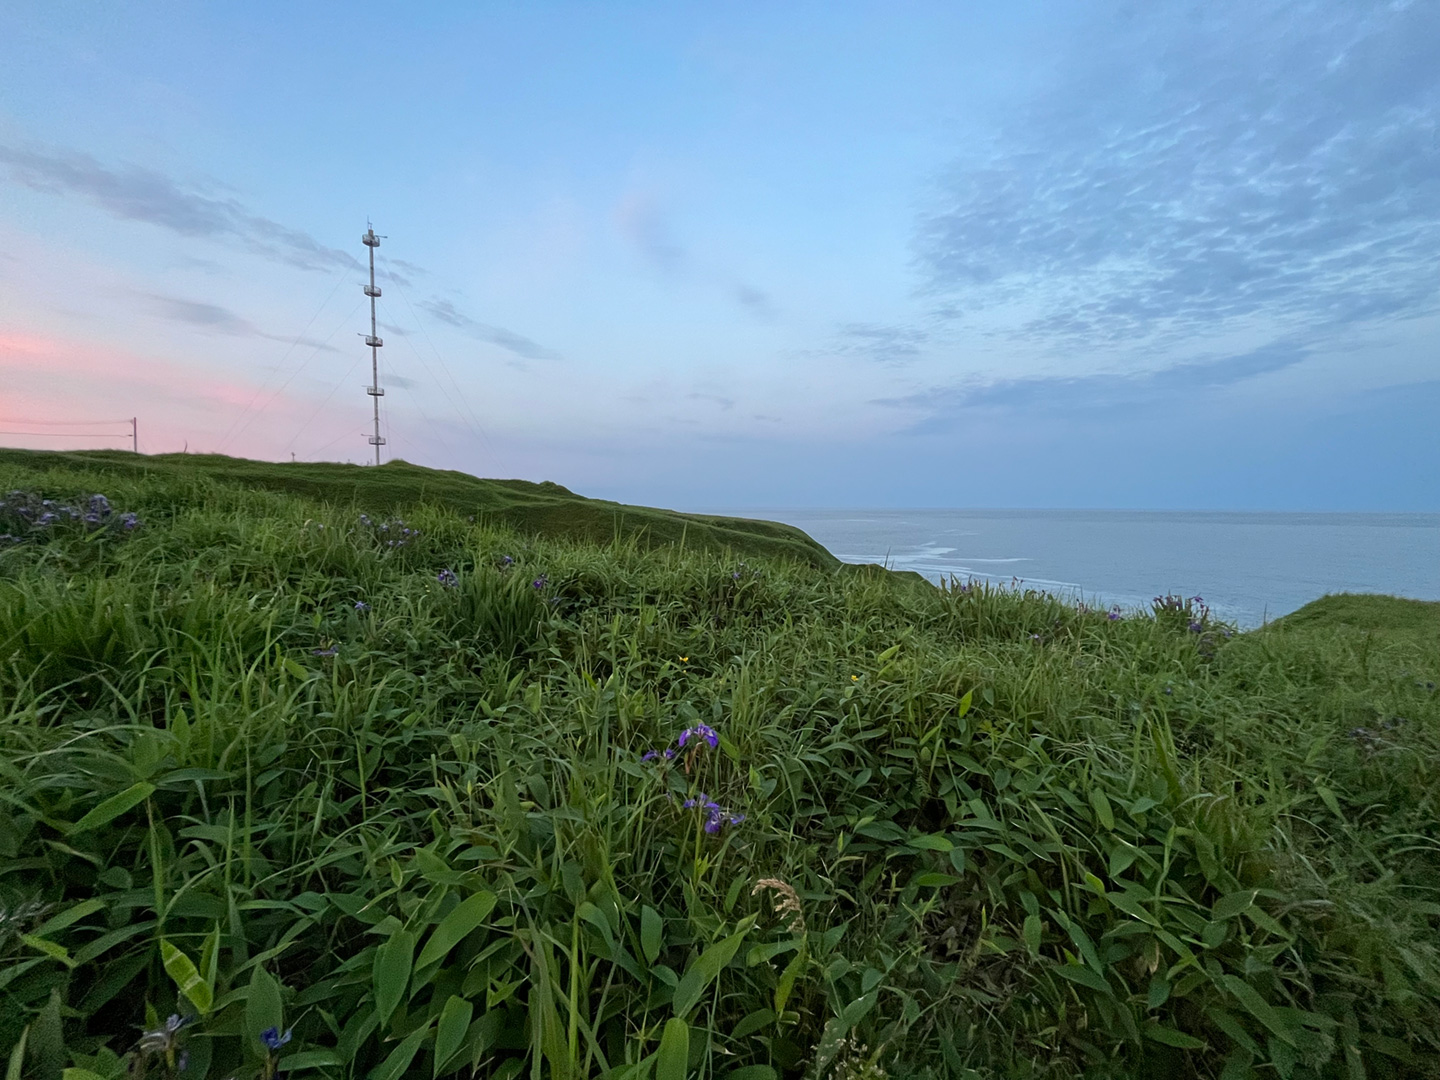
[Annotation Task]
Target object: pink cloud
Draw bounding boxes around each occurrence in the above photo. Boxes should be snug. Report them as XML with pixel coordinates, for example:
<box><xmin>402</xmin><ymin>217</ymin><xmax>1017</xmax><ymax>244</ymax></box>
<box><xmin>0</xmin><ymin>329</ymin><xmax>352</xmax><ymax>457</ymax></box>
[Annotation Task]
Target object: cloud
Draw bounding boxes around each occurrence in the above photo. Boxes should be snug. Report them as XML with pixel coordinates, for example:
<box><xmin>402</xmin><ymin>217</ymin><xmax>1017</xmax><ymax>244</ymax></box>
<box><xmin>418</xmin><ymin>298</ymin><xmax>561</xmax><ymax>362</ymax></box>
<box><xmin>145</xmin><ymin>293</ymin><xmax>340</xmax><ymax>352</ymax></box>
<box><xmin>876</xmin><ymin>341</ymin><xmax>1310</xmax><ymax>432</ymax></box>
<box><xmin>916</xmin><ymin>1</ymin><xmax>1440</xmax><ymax>346</ymax></box>
<box><xmin>0</xmin><ymin>143</ymin><xmax>361</xmax><ymax>273</ymax></box>
<box><xmin>385</xmin><ymin>374</ymin><xmax>421</xmax><ymax>390</ymax></box>
<box><xmin>734</xmin><ymin>284</ymin><xmax>777</xmax><ymax>321</ymax></box>
<box><xmin>686</xmin><ymin>392</ymin><xmax>736</xmax><ymax>410</ymax></box>
<box><xmin>615</xmin><ymin>192</ymin><xmax>685</xmax><ymax>274</ymax></box>
<box><xmin>835</xmin><ymin>323</ymin><xmax>928</xmax><ymax>365</ymax></box>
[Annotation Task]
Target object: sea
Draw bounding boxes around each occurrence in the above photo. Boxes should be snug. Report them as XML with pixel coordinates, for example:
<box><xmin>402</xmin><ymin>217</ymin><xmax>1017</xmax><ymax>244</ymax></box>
<box><xmin>710</xmin><ymin>509</ymin><xmax>1440</xmax><ymax>629</ymax></box>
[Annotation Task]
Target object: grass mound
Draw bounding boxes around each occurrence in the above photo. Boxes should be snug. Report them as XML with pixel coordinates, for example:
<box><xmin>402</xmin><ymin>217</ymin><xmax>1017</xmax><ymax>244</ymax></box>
<box><xmin>0</xmin><ymin>449</ymin><xmax>838</xmax><ymax>569</ymax></box>
<box><xmin>0</xmin><ymin>459</ymin><xmax>1436</xmax><ymax>1080</ymax></box>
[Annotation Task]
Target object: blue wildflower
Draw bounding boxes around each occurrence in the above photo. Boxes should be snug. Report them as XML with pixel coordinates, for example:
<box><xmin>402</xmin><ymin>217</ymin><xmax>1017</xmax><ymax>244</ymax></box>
<box><xmin>1189</xmin><ymin>621</ymin><xmax>1203</xmax><ymax>633</ymax></box>
<box><xmin>1107</xmin><ymin>608</ymin><xmax>1121</xmax><ymax>621</ymax></box>
<box><xmin>641</xmin><ymin>749</ymin><xmax>658</xmax><ymax>762</ymax></box>
<box><xmin>260</xmin><ymin>1026</ymin><xmax>292</xmax><ymax>1052</ymax></box>
<box><xmin>313</xmin><ymin>646</ymin><xmax>339</xmax><ymax>658</ymax></box>
<box><xmin>437</xmin><ymin>569</ymin><xmax>459</xmax><ymax>588</ymax></box>
<box><xmin>678</xmin><ymin>723</ymin><xmax>719</xmax><ymax>749</ymax></box>
<box><xmin>532</xmin><ymin>574</ymin><xmax>548</xmax><ymax>589</ymax></box>
<box><xmin>354</xmin><ymin>600</ymin><xmax>370</xmax><ymax>612</ymax></box>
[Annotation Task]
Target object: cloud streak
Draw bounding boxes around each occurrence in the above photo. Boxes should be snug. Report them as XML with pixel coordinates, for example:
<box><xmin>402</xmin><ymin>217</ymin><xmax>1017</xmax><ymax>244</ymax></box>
<box><xmin>418</xmin><ymin>298</ymin><xmax>561</xmax><ymax>362</ymax></box>
<box><xmin>0</xmin><ymin>144</ymin><xmax>361</xmax><ymax>273</ymax></box>
<box><xmin>916</xmin><ymin>1</ymin><xmax>1440</xmax><ymax>346</ymax></box>
<box><xmin>876</xmin><ymin>341</ymin><xmax>1311</xmax><ymax>434</ymax></box>
<box><xmin>145</xmin><ymin>293</ymin><xmax>340</xmax><ymax>352</ymax></box>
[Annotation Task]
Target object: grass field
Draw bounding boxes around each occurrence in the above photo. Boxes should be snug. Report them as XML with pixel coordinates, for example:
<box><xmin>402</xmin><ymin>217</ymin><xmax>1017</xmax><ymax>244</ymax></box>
<box><xmin>0</xmin><ymin>453</ymin><xmax>1436</xmax><ymax>1080</ymax></box>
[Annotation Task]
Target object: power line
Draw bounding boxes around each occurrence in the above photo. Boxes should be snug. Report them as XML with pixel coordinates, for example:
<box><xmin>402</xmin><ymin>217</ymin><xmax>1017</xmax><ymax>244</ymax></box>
<box><xmin>214</xmin><ymin>261</ymin><xmax>352</xmax><ymax>453</ymax></box>
<box><xmin>0</xmin><ymin>431</ymin><xmax>129</xmax><ymax>438</ymax></box>
<box><xmin>0</xmin><ymin>417</ymin><xmax>134</xmax><ymax>426</ymax></box>
<box><xmin>378</xmin><ymin>257</ymin><xmax>504</xmax><ymax>471</ymax></box>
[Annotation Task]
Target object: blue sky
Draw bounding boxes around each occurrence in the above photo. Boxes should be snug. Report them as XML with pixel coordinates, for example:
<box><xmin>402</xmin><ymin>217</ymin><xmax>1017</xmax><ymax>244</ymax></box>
<box><xmin>1</xmin><ymin>1</ymin><xmax>1436</xmax><ymax>509</ymax></box>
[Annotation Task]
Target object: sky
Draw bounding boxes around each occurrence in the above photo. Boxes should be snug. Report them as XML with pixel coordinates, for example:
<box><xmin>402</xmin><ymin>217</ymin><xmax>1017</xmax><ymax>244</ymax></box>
<box><xmin>1</xmin><ymin>1</ymin><xmax>1437</xmax><ymax>511</ymax></box>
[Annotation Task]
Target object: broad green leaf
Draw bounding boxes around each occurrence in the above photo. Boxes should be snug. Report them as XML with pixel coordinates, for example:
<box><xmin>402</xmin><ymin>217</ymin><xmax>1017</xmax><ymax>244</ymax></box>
<box><xmin>245</xmin><ymin>965</ymin><xmax>284</xmax><ymax>1057</ymax></box>
<box><xmin>7</xmin><ymin>1028</ymin><xmax>28</xmax><ymax>1080</ymax></box>
<box><xmin>1212</xmin><ymin>890</ymin><xmax>1258</xmax><ymax>921</ymax></box>
<box><xmin>369</xmin><ymin>1024</ymin><xmax>428</xmax><ymax>1080</ymax></box>
<box><xmin>1314</xmin><ymin>784</ymin><xmax>1345</xmax><ymax>822</ymax></box>
<box><xmin>20</xmin><ymin>935</ymin><xmax>73</xmax><ymax>967</ymax></box>
<box><xmin>1022</xmin><ymin>915</ymin><xmax>1042</xmax><ymax>957</ymax></box>
<box><xmin>906</xmin><ymin>834</ymin><xmax>953</xmax><ymax>852</ymax></box>
<box><xmin>373</xmin><ymin>929</ymin><xmax>415</xmax><ymax>1029</ymax></box>
<box><xmin>35</xmin><ymin>899</ymin><xmax>105</xmax><ymax>937</ymax></box>
<box><xmin>774</xmin><ymin>947</ymin><xmax>806</xmax><ymax>1016</ymax></box>
<box><xmin>161</xmin><ymin>939</ymin><xmax>213</xmax><ymax>1015</ymax></box>
<box><xmin>912</xmin><ymin>872</ymin><xmax>960</xmax><ymax>887</ymax></box>
<box><xmin>746</xmin><ymin>939</ymin><xmax>800</xmax><ymax>966</ymax></box>
<box><xmin>70</xmin><ymin>782</ymin><xmax>155</xmax><ymax>835</ymax></box>
<box><xmin>1088</xmin><ymin>790</ymin><xmax>1115</xmax><ymax>831</ymax></box>
<box><xmin>1146</xmin><ymin>975</ymin><xmax>1171</xmax><ymax>1010</ymax></box>
<box><xmin>654</xmin><ymin>1018</ymin><xmax>689</xmax><ymax>1080</ymax></box>
<box><xmin>433</xmin><ymin>995</ymin><xmax>473</xmax><ymax>1078</ymax></box>
<box><xmin>673</xmin><ymin>927</ymin><xmax>748</xmax><ymax>1017</ymax></box>
<box><xmin>641</xmin><ymin>906</ymin><xmax>664</xmax><ymax>965</ymax></box>
<box><xmin>1054</xmin><ymin>963</ymin><xmax>1112</xmax><ymax>996</ymax></box>
<box><xmin>277</xmin><ymin>1050</ymin><xmax>342</xmax><ymax>1072</ymax></box>
<box><xmin>415</xmin><ymin>891</ymin><xmax>496</xmax><ymax>969</ymax></box>
<box><xmin>1219</xmin><ymin>975</ymin><xmax>1295</xmax><ymax>1047</ymax></box>
<box><xmin>1144</xmin><ymin>1023</ymin><xmax>1206</xmax><ymax>1049</ymax></box>
<box><xmin>955</xmin><ymin>689</ymin><xmax>973</xmax><ymax>718</ymax></box>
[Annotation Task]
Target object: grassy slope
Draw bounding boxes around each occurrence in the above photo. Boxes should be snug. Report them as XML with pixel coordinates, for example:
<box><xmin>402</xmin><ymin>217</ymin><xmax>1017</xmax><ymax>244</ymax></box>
<box><xmin>0</xmin><ymin>457</ymin><xmax>1436</xmax><ymax>1080</ymax></box>
<box><xmin>0</xmin><ymin>449</ymin><xmax>839</xmax><ymax>570</ymax></box>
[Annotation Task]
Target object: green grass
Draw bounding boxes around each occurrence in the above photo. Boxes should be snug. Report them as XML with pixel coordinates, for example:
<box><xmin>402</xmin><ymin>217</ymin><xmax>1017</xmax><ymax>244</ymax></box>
<box><xmin>0</xmin><ymin>455</ymin><xmax>1436</xmax><ymax>1080</ymax></box>
<box><xmin>0</xmin><ymin>449</ymin><xmax>838</xmax><ymax>570</ymax></box>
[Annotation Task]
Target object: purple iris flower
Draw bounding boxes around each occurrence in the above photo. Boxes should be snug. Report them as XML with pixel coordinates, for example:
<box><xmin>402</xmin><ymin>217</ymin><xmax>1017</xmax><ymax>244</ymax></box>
<box><xmin>532</xmin><ymin>574</ymin><xmax>548</xmax><ymax>589</ymax></box>
<box><xmin>641</xmin><ymin>750</ymin><xmax>658</xmax><ymax>762</ymax></box>
<box><xmin>437</xmin><ymin>569</ymin><xmax>458</xmax><ymax>587</ymax></box>
<box><xmin>1189</xmin><ymin>621</ymin><xmax>1203</xmax><ymax>633</ymax></box>
<box><xmin>678</xmin><ymin>723</ymin><xmax>719</xmax><ymax>750</ymax></box>
<box><xmin>501</xmin><ymin>555</ymin><xmax>514</xmax><ymax>565</ymax></box>
<box><xmin>313</xmin><ymin>646</ymin><xmax>339</xmax><ymax>658</ymax></box>
<box><xmin>663</xmin><ymin>747</ymin><xmax>676</xmax><ymax>760</ymax></box>
<box><xmin>354</xmin><ymin>600</ymin><xmax>370</xmax><ymax>612</ymax></box>
<box><xmin>1107</xmin><ymin>608</ymin><xmax>1121</xmax><ymax>621</ymax></box>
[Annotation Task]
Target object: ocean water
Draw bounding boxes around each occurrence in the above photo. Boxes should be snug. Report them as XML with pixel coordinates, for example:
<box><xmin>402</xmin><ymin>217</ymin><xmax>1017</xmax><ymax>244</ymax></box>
<box><xmin>713</xmin><ymin>509</ymin><xmax>1440</xmax><ymax>629</ymax></box>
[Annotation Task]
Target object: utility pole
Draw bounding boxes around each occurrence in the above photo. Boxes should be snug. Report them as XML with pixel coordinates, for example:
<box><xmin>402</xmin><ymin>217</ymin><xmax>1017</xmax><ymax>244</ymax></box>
<box><xmin>131</xmin><ymin>418</ymin><xmax>137</xmax><ymax>453</ymax></box>
<box><xmin>362</xmin><ymin>224</ymin><xmax>386</xmax><ymax>465</ymax></box>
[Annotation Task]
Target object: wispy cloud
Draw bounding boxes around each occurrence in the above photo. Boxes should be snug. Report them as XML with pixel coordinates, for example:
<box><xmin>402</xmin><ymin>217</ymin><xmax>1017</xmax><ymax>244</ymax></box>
<box><xmin>916</xmin><ymin>1</ymin><xmax>1440</xmax><ymax>346</ymax></box>
<box><xmin>615</xmin><ymin>192</ymin><xmax>685</xmax><ymax>274</ymax></box>
<box><xmin>875</xmin><ymin>341</ymin><xmax>1311</xmax><ymax>433</ymax></box>
<box><xmin>0</xmin><ymin>143</ymin><xmax>361</xmax><ymax>273</ymax></box>
<box><xmin>836</xmin><ymin>323</ymin><xmax>928</xmax><ymax>365</ymax></box>
<box><xmin>418</xmin><ymin>298</ymin><xmax>561</xmax><ymax>362</ymax></box>
<box><xmin>734</xmin><ymin>284</ymin><xmax>777</xmax><ymax>321</ymax></box>
<box><xmin>145</xmin><ymin>293</ymin><xmax>339</xmax><ymax>352</ymax></box>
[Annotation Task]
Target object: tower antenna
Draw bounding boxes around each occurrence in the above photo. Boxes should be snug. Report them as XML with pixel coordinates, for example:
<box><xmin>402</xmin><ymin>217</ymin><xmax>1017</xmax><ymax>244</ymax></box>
<box><xmin>361</xmin><ymin>222</ymin><xmax>387</xmax><ymax>465</ymax></box>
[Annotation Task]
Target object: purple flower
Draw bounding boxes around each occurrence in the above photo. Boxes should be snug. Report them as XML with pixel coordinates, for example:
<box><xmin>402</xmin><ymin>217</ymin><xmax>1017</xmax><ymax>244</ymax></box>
<box><xmin>703</xmin><ymin>806</ymin><xmax>745</xmax><ymax>835</ymax></box>
<box><xmin>120</xmin><ymin>512</ymin><xmax>140</xmax><ymax>530</ymax></box>
<box><xmin>437</xmin><ymin>569</ymin><xmax>458</xmax><ymax>588</ymax></box>
<box><xmin>313</xmin><ymin>646</ymin><xmax>339</xmax><ymax>658</ymax></box>
<box><xmin>732</xmin><ymin>571</ymin><xmax>741</xmax><ymax>580</ymax></box>
<box><xmin>663</xmin><ymin>747</ymin><xmax>676</xmax><ymax>760</ymax></box>
<box><xmin>532</xmin><ymin>574</ymin><xmax>548</xmax><ymax>590</ymax></box>
<box><xmin>354</xmin><ymin>600</ymin><xmax>370</xmax><ymax>612</ymax></box>
<box><xmin>641</xmin><ymin>750</ymin><xmax>658</xmax><ymax>762</ymax></box>
<box><xmin>1190</xmin><ymin>595</ymin><xmax>1204</xmax><ymax>604</ymax></box>
<box><xmin>1189</xmin><ymin>621</ymin><xmax>1203</xmax><ymax>633</ymax></box>
<box><xmin>678</xmin><ymin>723</ymin><xmax>719</xmax><ymax>749</ymax></box>
<box><xmin>1107</xmin><ymin>608</ymin><xmax>1121</xmax><ymax>621</ymax></box>
<box><xmin>501</xmin><ymin>555</ymin><xmax>514</xmax><ymax>566</ymax></box>
<box><xmin>260</xmin><ymin>1026</ymin><xmax>292</xmax><ymax>1052</ymax></box>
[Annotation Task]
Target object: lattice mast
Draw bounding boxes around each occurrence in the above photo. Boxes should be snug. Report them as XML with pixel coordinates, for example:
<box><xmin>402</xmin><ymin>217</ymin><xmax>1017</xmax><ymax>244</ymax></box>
<box><xmin>362</xmin><ymin>225</ymin><xmax>385</xmax><ymax>464</ymax></box>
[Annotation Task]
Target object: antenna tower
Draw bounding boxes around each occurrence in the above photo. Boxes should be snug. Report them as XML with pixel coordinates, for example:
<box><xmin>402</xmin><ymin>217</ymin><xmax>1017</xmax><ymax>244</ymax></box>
<box><xmin>361</xmin><ymin>224</ymin><xmax>386</xmax><ymax>464</ymax></box>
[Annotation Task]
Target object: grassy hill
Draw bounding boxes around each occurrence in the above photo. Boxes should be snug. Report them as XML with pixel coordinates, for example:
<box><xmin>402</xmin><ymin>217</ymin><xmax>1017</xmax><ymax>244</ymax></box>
<box><xmin>0</xmin><ymin>448</ymin><xmax>839</xmax><ymax>569</ymax></box>
<box><xmin>0</xmin><ymin>452</ymin><xmax>1435</xmax><ymax>1080</ymax></box>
